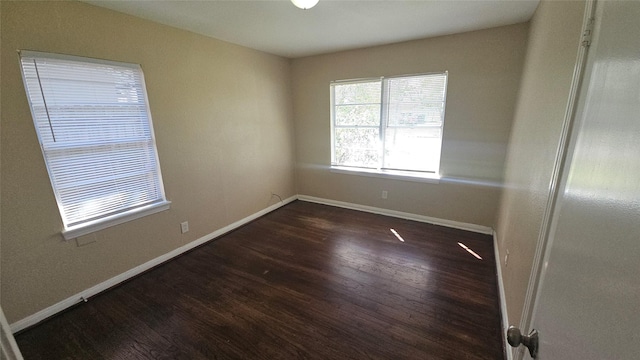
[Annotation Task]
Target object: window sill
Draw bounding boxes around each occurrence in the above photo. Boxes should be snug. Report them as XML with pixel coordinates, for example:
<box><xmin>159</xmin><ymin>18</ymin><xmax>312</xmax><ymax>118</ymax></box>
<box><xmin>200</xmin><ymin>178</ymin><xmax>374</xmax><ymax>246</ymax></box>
<box><xmin>62</xmin><ymin>200</ymin><xmax>171</xmax><ymax>240</ymax></box>
<box><xmin>330</xmin><ymin>166</ymin><xmax>441</xmax><ymax>184</ymax></box>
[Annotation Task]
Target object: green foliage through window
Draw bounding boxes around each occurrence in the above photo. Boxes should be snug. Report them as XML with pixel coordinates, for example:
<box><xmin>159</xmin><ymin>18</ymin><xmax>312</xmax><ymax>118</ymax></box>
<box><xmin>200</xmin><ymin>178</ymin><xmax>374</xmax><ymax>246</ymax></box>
<box><xmin>331</xmin><ymin>73</ymin><xmax>448</xmax><ymax>173</ymax></box>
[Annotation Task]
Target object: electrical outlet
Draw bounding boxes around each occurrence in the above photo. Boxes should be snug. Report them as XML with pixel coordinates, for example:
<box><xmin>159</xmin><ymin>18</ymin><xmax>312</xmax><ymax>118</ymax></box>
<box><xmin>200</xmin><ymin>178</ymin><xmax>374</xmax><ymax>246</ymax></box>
<box><xmin>381</xmin><ymin>190</ymin><xmax>388</xmax><ymax>199</ymax></box>
<box><xmin>504</xmin><ymin>249</ymin><xmax>510</xmax><ymax>267</ymax></box>
<box><xmin>180</xmin><ymin>221</ymin><xmax>189</xmax><ymax>234</ymax></box>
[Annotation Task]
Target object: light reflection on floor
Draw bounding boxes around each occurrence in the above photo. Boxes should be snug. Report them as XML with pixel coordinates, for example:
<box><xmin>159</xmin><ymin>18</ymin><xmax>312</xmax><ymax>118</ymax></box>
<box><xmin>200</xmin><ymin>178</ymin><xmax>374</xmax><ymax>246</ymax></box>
<box><xmin>457</xmin><ymin>242</ymin><xmax>483</xmax><ymax>260</ymax></box>
<box><xmin>389</xmin><ymin>228</ymin><xmax>405</xmax><ymax>242</ymax></box>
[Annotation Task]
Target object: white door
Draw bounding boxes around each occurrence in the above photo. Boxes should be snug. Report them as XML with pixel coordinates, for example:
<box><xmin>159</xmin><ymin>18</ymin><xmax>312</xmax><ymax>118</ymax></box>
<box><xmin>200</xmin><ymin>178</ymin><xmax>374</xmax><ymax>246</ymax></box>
<box><xmin>520</xmin><ymin>0</ymin><xmax>640</xmax><ymax>358</ymax></box>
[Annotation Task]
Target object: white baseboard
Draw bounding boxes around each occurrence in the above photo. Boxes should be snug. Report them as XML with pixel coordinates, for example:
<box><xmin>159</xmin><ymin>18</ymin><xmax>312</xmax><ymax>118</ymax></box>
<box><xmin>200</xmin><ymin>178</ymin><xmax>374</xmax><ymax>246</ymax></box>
<box><xmin>493</xmin><ymin>230</ymin><xmax>512</xmax><ymax>360</ymax></box>
<box><xmin>297</xmin><ymin>195</ymin><xmax>493</xmax><ymax>235</ymax></box>
<box><xmin>10</xmin><ymin>194</ymin><xmax>494</xmax><ymax>334</ymax></box>
<box><xmin>9</xmin><ymin>195</ymin><xmax>297</xmax><ymax>334</ymax></box>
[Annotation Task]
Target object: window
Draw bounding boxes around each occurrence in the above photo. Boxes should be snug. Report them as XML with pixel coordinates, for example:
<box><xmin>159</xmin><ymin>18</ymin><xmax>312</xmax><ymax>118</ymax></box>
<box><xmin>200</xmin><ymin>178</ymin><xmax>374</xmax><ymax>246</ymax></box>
<box><xmin>331</xmin><ymin>72</ymin><xmax>448</xmax><ymax>180</ymax></box>
<box><xmin>19</xmin><ymin>51</ymin><xmax>170</xmax><ymax>240</ymax></box>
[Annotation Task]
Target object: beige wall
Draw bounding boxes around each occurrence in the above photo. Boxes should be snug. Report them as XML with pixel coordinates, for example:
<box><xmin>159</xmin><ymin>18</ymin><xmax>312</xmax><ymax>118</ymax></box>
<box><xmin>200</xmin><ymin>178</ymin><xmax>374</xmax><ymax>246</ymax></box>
<box><xmin>0</xmin><ymin>0</ymin><xmax>584</xmax><ymax>332</ymax></box>
<box><xmin>291</xmin><ymin>24</ymin><xmax>528</xmax><ymax>227</ymax></box>
<box><xmin>0</xmin><ymin>1</ymin><xmax>296</xmax><ymax>323</ymax></box>
<box><xmin>495</xmin><ymin>0</ymin><xmax>586</xmax><ymax>327</ymax></box>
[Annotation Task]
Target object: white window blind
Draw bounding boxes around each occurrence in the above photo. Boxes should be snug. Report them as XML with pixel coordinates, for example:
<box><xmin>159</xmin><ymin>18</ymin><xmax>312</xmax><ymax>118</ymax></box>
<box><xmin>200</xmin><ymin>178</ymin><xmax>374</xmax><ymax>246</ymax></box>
<box><xmin>331</xmin><ymin>72</ymin><xmax>448</xmax><ymax>175</ymax></box>
<box><xmin>19</xmin><ymin>51</ymin><xmax>169</xmax><ymax>238</ymax></box>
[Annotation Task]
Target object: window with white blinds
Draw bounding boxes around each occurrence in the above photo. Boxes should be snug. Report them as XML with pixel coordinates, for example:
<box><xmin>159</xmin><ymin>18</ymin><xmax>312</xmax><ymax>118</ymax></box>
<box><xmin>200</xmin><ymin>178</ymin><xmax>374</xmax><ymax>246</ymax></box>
<box><xmin>331</xmin><ymin>72</ymin><xmax>448</xmax><ymax>177</ymax></box>
<box><xmin>19</xmin><ymin>51</ymin><xmax>170</xmax><ymax>239</ymax></box>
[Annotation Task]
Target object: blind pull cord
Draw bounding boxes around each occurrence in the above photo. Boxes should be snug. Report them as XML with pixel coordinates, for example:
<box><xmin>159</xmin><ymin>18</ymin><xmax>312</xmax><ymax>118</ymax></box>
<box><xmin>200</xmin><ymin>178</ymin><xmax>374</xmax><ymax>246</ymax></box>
<box><xmin>33</xmin><ymin>60</ymin><xmax>57</xmax><ymax>142</ymax></box>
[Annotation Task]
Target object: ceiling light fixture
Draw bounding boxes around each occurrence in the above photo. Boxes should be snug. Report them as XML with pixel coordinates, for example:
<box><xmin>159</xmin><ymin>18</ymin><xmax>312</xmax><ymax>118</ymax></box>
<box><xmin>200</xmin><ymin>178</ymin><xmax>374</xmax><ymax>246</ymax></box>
<box><xmin>291</xmin><ymin>0</ymin><xmax>319</xmax><ymax>10</ymax></box>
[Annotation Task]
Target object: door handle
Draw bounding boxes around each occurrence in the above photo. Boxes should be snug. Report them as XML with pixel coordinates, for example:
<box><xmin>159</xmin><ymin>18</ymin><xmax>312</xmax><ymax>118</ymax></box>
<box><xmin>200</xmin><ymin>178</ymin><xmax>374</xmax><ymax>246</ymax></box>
<box><xmin>507</xmin><ymin>326</ymin><xmax>539</xmax><ymax>358</ymax></box>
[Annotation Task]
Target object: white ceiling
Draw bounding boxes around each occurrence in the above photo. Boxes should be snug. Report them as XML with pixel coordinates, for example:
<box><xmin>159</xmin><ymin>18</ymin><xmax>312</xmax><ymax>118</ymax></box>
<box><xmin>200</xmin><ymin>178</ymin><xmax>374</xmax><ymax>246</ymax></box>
<box><xmin>84</xmin><ymin>0</ymin><xmax>540</xmax><ymax>58</ymax></box>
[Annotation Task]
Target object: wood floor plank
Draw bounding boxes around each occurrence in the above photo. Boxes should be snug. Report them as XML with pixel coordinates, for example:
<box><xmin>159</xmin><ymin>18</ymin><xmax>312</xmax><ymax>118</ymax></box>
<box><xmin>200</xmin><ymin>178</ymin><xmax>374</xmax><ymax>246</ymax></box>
<box><xmin>15</xmin><ymin>201</ymin><xmax>504</xmax><ymax>359</ymax></box>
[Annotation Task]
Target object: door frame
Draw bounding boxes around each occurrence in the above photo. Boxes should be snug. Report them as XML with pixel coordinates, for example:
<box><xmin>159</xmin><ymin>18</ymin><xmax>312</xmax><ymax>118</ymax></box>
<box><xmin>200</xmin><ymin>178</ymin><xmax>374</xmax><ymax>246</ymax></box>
<box><xmin>515</xmin><ymin>0</ymin><xmax>597</xmax><ymax>358</ymax></box>
<box><xmin>1</xmin><ymin>306</ymin><xmax>24</xmax><ymax>360</ymax></box>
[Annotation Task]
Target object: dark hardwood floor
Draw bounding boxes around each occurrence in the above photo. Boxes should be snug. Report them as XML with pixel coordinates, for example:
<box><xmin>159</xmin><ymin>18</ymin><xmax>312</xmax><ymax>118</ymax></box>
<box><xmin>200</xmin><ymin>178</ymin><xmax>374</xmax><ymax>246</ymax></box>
<box><xmin>15</xmin><ymin>201</ymin><xmax>505</xmax><ymax>359</ymax></box>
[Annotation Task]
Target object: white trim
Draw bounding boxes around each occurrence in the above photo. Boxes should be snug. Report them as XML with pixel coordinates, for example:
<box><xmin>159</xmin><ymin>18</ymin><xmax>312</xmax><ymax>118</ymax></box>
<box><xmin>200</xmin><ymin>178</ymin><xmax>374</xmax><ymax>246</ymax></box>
<box><xmin>330</xmin><ymin>70</ymin><xmax>448</xmax><ymax>85</ymax></box>
<box><xmin>62</xmin><ymin>201</ymin><xmax>171</xmax><ymax>240</ymax></box>
<box><xmin>9</xmin><ymin>195</ymin><xmax>296</xmax><ymax>334</ymax></box>
<box><xmin>330</xmin><ymin>166</ymin><xmax>441</xmax><ymax>184</ymax></box>
<box><xmin>19</xmin><ymin>50</ymin><xmax>140</xmax><ymax>69</ymax></box>
<box><xmin>494</xmin><ymin>231</ymin><xmax>513</xmax><ymax>360</ymax></box>
<box><xmin>297</xmin><ymin>195</ymin><xmax>493</xmax><ymax>235</ymax></box>
<box><xmin>1</xmin><ymin>306</ymin><xmax>24</xmax><ymax>360</ymax></box>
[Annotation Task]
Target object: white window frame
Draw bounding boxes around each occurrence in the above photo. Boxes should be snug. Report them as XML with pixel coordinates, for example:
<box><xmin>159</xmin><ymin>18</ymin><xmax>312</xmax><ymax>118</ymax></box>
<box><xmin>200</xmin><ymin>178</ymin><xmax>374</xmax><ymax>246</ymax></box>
<box><xmin>330</xmin><ymin>72</ymin><xmax>448</xmax><ymax>183</ymax></box>
<box><xmin>19</xmin><ymin>50</ymin><xmax>170</xmax><ymax>240</ymax></box>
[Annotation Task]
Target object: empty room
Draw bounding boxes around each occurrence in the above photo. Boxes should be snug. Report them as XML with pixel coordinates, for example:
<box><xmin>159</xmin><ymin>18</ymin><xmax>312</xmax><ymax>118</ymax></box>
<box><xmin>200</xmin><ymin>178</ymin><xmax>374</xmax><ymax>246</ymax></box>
<box><xmin>1</xmin><ymin>0</ymin><xmax>638</xmax><ymax>359</ymax></box>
